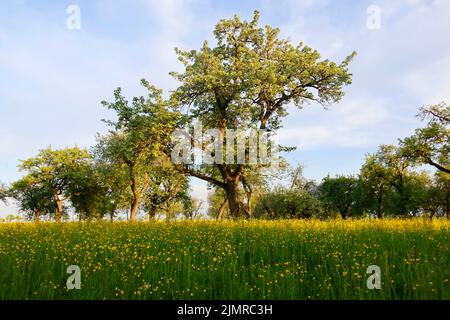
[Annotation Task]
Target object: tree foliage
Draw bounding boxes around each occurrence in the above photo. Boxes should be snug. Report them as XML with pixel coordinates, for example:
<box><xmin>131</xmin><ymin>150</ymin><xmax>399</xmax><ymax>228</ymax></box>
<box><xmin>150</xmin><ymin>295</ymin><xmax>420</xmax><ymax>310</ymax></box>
<box><xmin>319</xmin><ymin>175</ymin><xmax>359</xmax><ymax>219</ymax></box>
<box><xmin>17</xmin><ymin>146</ymin><xmax>92</xmax><ymax>222</ymax></box>
<box><xmin>97</xmin><ymin>80</ymin><xmax>183</xmax><ymax>221</ymax></box>
<box><xmin>10</xmin><ymin>176</ymin><xmax>55</xmax><ymax>222</ymax></box>
<box><xmin>170</xmin><ymin>11</ymin><xmax>356</xmax><ymax>218</ymax></box>
<box><xmin>400</xmin><ymin>102</ymin><xmax>449</xmax><ymax>174</ymax></box>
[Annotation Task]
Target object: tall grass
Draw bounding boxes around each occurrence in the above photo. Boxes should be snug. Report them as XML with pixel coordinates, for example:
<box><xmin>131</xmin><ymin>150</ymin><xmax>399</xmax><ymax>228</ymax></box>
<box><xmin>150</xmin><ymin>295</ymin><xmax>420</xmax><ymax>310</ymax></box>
<box><xmin>0</xmin><ymin>219</ymin><xmax>449</xmax><ymax>299</ymax></box>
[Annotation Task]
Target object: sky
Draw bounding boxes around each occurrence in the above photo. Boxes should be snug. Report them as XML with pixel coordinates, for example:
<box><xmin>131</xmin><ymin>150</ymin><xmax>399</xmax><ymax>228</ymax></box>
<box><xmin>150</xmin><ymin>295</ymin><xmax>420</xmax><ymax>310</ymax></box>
<box><xmin>1</xmin><ymin>0</ymin><xmax>450</xmax><ymax>217</ymax></box>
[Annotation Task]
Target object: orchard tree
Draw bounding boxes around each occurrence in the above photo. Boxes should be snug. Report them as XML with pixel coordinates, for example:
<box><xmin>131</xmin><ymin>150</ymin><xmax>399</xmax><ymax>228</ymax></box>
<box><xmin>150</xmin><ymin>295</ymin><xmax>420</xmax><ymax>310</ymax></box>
<box><xmin>359</xmin><ymin>153</ymin><xmax>391</xmax><ymax>218</ymax></box>
<box><xmin>419</xmin><ymin>173</ymin><xmax>446</xmax><ymax>219</ymax></box>
<box><xmin>65</xmin><ymin>161</ymin><xmax>110</xmax><ymax>221</ymax></box>
<box><xmin>207</xmin><ymin>188</ymin><xmax>229</xmax><ymax>219</ymax></box>
<box><xmin>434</xmin><ymin>172</ymin><xmax>450</xmax><ymax>218</ymax></box>
<box><xmin>359</xmin><ymin>145</ymin><xmax>431</xmax><ymax>218</ymax></box>
<box><xmin>382</xmin><ymin>170</ymin><xmax>430</xmax><ymax>217</ymax></box>
<box><xmin>183</xmin><ymin>197</ymin><xmax>204</xmax><ymax>220</ymax></box>
<box><xmin>142</xmin><ymin>154</ymin><xmax>190</xmax><ymax>220</ymax></box>
<box><xmin>170</xmin><ymin>11</ymin><xmax>356</xmax><ymax>218</ymax></box>
<box><xmin>94</xmin><ymin>161</ymin><xmax>130</xmax><ymax>221</ymax></box>
<box><xmin>254</xmin><ymin>187</ymin><xmax>321</xmax><ymax>219</ymax></box>
<box><xmin>97</xmin><ymin>80</ymin><xmax>181</xmax><ymax>221</ymax></box>
<box><xmin>360</xmin><ymin>145</ymin><xmax>412</xmax><ymax>217</ymax></box>
<box><xmin>400</xmin><ymin>102</ymin><xmax>449</xmax><ymax>173</ymax></box>
<box><xmin>375</xmin><ymin>145</ymin><xmax>412</xmax><ymax>216</ymax></box>
<box><xmin>319</xmin><ymin>175</ymin><xmax>359</xmax><ymax>219</ymax></box>
<box><xmin>10</xmin><ymin>175</ymin><xmax>55</xmax><ymax>223</ymax></box>
<box><xmin>18</xmin><ymin>146</ymin><xmax>91</xmax><ymax>222</ymax></box>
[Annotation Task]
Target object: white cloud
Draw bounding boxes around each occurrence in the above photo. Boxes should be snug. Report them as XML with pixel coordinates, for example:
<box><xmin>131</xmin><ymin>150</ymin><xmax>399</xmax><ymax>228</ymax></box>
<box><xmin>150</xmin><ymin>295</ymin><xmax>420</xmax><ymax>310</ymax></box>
<box><xmin>140</xmin><ymin>0</ymin><xmax>194</xmax><ymax>36</ymax></box>
<box><xmin>402</xmin><ymin>56</ymin><xmax>450</xmax><ymax>105</ymax></box>
<box><xmin>278</xmin><ymin>98</ymin><xmax>389</xmax><ymax>150</ymax></box>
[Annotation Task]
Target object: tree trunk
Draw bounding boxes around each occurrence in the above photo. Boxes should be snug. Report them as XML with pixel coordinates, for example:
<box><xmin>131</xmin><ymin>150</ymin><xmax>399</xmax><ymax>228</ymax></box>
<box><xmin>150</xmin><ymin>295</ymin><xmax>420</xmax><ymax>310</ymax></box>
<box><xmin>446</xmin><ymin>186</ymin><xmax>450</xmax><ymax>220</ymax></box>
<box><xmin>226</xmin><ymin>180</ymin><xmax>240</xmax><ymax>219</ymax></box>
<box><xmin>395</xmin><ymin>173</ymin><xmax>409</xmax><ymax>217</ymax></box>
<box><xmin>33</xmin><ymin>208</ymin><xmax>40</xmax><ymax>224</ymax></box>
<box><xmin>217</xmin><ymin>199</ymin><xmax>227</xmax><ymax>220</ymax></box>
<box><xmin>240</xmin><ymin>201</ymin><xmax>251</xmax><ymax>219</ymax></box>
<box><xmin>79</xmin><ymin>208</ymin><xmax>84</xmax><ymax>222</ymax></box>
<box><xmin>130</xmin><ymin>177</ymin><xmax>140</xmax><ymax>222</ymax></box>
<box><xmin>53</xmin><ymin>191</ymin><xmax>63</xmax><ymax>223</ymax></box>
<box><xmin>148</xmin><ymin>206</ymin><xmax>157</xmax><ymax>221</ymax></box>
<box><xmin>429</xmin><ymin>210</ymin><xmax>435</xmax><ymax>221</ymax></box>
<box><xmin>246</xmin><ymin>190</ymin><xmax>252</xmax><ymax>219</ymax></box>
<box><xmin>110</xmin><ymin>204</ymin><xmax>116</xmax><ymax>222</ymax></box>
<box><xmin>377</xmin><ymin>192</ymin><xmax>383</xmax><ymax>219</ymax></box>
<box><xmin>336</xmin><ymin>204</ymin><xmax>347</xmax><ymax>220</ymax></box>
<box><xmin>130</xmin><ymin>195</ymin><xmax>139</xmax><ymax>221</ymax></box>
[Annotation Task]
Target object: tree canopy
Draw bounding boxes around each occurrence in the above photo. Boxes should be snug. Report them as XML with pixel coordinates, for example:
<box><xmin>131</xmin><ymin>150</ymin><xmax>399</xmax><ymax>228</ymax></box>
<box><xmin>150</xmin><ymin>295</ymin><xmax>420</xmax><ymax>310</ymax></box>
<box><xmin>18</xmin><ymin>146</ymin><xmax>92</xmax><ymax>222</ymax></box>
<box><xmin>170</xmin><ymin>10</ymin><xmax>356</xmax><ymax>218</ymax></box>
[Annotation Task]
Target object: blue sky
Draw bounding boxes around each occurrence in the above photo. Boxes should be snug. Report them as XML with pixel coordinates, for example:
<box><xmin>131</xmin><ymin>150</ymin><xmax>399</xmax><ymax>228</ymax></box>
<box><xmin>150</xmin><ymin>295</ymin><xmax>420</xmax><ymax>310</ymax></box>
<box><xmin>1</xmin><ymin>0</ymin><xmax>450</xmax><ymax>216</ymax></box>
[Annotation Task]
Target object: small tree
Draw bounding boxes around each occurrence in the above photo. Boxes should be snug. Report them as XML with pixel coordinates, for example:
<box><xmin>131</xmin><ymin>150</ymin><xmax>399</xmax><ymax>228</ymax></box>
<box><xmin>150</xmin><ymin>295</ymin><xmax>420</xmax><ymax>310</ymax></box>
<box><xmin>183</xmin><ymin>198</ymin><xmax>204</xmax><ymax>220</ymax></box>
<box><xmin>65</xmin><ymin>161</ymin><xmax>108</xmax><ymax>221</ymax></box>
<box><xmin>18</xmin><ymin>146</ymin><xmax>91</xmax><ymax>222</ymax></box>
<box><xmin>94</xmin><ymin>161</ymin><xmax>130</xmax><ymax>222</ymax></box>
<box><xmin>207</xmin><ymin>188</ymin><xmax>229</xmax><ymax>219</ymax></box>
<box><xmin>141</xmin><ymin>154</ymin><xmax>190</xmax><ymax>221</ymax></box>
<box><xmin>434</xmin><ymin>172</ymin><xmax>450</xmax><ymax>219</ymax></box>
<box><xmin>359</xmin><ymin>154</ymin><xmax>391</xmax><ymax>218</ymax></box>
<box><xmin>319</xmin><ymin>175</ymin><xmax>359</xmax><ymax>219</ymax></box>
<box><xmin>254</xmin><ymin>188</ymin><xmax>321</xmax><ymax>219</ymax></box>
<box><xmin>10</xmin><ymin>175</ymin><xmax>55</xmax><ymax>223</ymax></box>
<box><xmin>420</xmin><ymin>176</ymin><xmax>444</xmax><ymax>219</ymax></box>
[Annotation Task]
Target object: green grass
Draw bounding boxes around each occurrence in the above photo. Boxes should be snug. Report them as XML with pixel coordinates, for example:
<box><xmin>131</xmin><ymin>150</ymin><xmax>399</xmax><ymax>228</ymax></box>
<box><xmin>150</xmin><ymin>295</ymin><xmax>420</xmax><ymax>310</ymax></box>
<box><xmin>0</xmin><ymin>219</ymin><xmax>449</xmax><ymax>299</ymax></box>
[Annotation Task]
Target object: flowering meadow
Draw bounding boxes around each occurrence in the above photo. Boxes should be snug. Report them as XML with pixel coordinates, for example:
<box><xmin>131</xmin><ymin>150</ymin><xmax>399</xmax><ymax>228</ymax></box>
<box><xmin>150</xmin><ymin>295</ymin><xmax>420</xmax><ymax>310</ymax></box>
<box><xmin>0</xmin><ymin>219</ymin><xmax>449</xmax><ymax>300</ymax></box>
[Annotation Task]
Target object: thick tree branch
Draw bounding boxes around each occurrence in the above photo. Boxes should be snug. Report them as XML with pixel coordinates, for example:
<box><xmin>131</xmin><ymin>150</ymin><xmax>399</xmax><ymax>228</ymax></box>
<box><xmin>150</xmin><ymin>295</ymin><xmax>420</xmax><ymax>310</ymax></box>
<box><xmin>174</xmin><ymin>164</ymin><xmax>226</xmax><ymax>188</ymax></box>
<box><xmin>426</xmin><ymin>157</ymin><xmax>450</xmax><ymax>174</ymax></box>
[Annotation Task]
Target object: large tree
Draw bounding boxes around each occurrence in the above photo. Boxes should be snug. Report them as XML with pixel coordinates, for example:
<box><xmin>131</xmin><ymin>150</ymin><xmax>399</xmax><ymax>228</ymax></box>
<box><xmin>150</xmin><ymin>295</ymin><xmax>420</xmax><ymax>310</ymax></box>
<box><xmin>400</xmin><ymin>102</ymin><xmax>449</xmax><ymax>173</ymax></box>
<box><xmin>170</xmin><ymin>11</ymin><xmax>356</xmax><ymax>218</ymax></box>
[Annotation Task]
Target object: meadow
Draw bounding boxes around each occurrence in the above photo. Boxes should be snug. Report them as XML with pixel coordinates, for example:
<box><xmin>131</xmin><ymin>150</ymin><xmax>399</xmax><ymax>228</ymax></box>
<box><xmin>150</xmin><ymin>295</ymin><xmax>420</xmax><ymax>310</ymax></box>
<box><xmin>0</xmin><ymin>219</ymin><xmax>449</xmax><ymax>300</ymax></box>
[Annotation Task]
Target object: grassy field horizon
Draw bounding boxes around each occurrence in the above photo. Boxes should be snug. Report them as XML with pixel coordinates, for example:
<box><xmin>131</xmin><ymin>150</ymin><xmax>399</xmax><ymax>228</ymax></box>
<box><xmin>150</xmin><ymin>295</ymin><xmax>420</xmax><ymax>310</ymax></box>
<box><xmin>0</xmin><ymin>219</ymin><xmax>449</xmax><ymax>300</ymax></box>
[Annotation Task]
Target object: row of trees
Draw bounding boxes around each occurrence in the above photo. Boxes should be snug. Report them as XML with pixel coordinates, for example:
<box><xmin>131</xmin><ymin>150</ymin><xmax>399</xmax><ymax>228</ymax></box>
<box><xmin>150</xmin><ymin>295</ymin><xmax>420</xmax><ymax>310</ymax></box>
<box><xmin>1</xmin><ymin>102</ymin><xmax>448</xmax><ymax>222</ymax></box>
<box><xmin>208</xmin><ymin>151</ymin><xmax>448</xmax><ymax>220</ymax></box>
<box><xmin>0</xmin><ymin>12</ymin><xmax>447</xmax><ymax>222</ymax></box>
<box><xmin>4</xmin><ymin>144</ymin><xmax>198</xmax><ymax>222</ymax></box>
<box><xmin>246</xmin><ymin>104</ymin><xmax>449</xmax><ymax>220</ymax></box>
